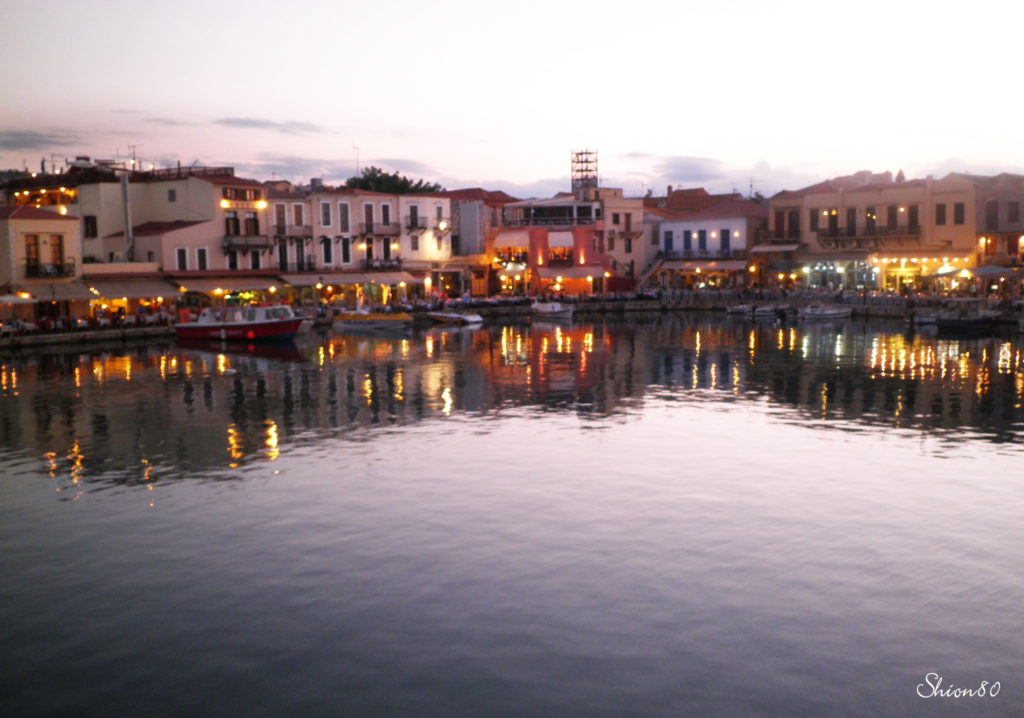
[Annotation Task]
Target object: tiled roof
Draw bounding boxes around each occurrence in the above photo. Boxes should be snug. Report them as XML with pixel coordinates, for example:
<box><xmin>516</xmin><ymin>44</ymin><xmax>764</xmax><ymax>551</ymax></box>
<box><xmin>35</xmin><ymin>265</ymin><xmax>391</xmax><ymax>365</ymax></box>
<box><xmin>0</xmin><ymin>205</ymin><xmax>78</xmax><ymax>221</ymax></box>
<box><xmin>195</xmin><ymin>175</ymin><xmax>265</xmax><ymax>188</ymax></box>
<box><xmin>105</xmin><ymin>220</ymin><xmax>206</xmax><ymax>238</ymax></box>
<box><xmin>665</xmin><ymin>198</ymin><xmax>768</xmax><ymax>222</ymax></box>
<box><xmin>443</xmin><ymin>188</ymin><xmax>520</xmax><ymax>204</ymax></box>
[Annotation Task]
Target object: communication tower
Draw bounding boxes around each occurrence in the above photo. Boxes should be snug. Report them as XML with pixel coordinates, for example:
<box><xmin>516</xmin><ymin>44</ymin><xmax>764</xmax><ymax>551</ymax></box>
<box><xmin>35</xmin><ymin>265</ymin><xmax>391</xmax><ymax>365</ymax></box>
<box><xmin>571</xmin><ymin>150</ymin><xmax>598</xmax><ymax>193</ymax></box>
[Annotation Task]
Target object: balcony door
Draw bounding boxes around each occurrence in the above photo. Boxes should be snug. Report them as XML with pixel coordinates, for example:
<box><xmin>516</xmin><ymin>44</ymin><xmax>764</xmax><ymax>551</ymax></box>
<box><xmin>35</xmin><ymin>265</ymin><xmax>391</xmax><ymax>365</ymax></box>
<box><xmin>363</xmin><ymin>204</ymin><xmax>374</xmax><ymax>234</ymax></box>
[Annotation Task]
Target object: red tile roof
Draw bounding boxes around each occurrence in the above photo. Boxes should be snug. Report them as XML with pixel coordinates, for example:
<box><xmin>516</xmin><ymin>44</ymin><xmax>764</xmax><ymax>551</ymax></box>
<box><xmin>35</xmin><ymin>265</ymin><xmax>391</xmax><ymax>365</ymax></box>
<box><xmin>443</xmin><ymin>188</ymin><xmax>520</xmax><ymax>204</ymax></box>
<box><xmin>0</xmin><ymin>205</ymin><xmax>78</xmax><ymax>221</ymax></box>
<box><xmin>105</xmin><ymin>220</ymin><xmax>206</xmax><ymax>238</ymax></box>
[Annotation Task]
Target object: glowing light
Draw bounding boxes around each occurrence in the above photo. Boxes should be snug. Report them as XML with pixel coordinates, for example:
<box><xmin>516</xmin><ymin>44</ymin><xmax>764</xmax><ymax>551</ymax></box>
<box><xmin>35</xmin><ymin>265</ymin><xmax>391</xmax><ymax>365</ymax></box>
<box><xmin>604</xmin><ymin>271</ymin><xmax>610</xmax><ymax>278</ymax></box>
<box><xmin>438</xmin><ymin>220</ymin><xmax>449</xmax><ymax>231</ymax></box>
<box><xmin>220</xmin><ymin>199</ymin><xmax>230</xmax><ymax>209</ymax></box>
<box><xmin>256</xmin><ymin>200</ymin><xmax>268</xmax><ymax>209</ymax></box>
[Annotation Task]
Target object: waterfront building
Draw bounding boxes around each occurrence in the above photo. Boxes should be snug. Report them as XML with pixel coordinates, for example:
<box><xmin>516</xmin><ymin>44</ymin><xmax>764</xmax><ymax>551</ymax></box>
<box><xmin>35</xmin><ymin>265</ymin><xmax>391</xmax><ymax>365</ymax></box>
<box><xmin>438</xmin><ymin>188</ymin><xmax>519</xmax><ymax>296</ymax></box>
<box><xmin>396</xmin><ymin>192</ymin><xmax>452</xmax><ymax>293</ymax></box>
<box><xmin>0</xmin><ymin>205</ymin><xmax>89</xmax><ymax>320</ymax></box>
<box><xmin>649</xmin><ymin>197</ymin><xmax>767</xmax><ymax>289</ymax></box>
<box><xmin>766</xmin><ymin>171</ymin><xmax>979</xmax><ymax>290</ymax></box>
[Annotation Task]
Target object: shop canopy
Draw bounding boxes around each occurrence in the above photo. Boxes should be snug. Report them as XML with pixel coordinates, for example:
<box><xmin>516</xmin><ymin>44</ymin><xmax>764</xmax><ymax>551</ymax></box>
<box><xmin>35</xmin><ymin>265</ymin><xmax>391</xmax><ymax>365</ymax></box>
<box><xmin>87</xmin><ymin>279</ymin><xmax>180</xmax><ymax>299</ymax></box>
<box><xmin>21</xmin><ymin>281</ymin><xmax>96</xmax><ymax>301</ymax></box>
<box><xmin>660</xmin><ymin>260</ymin><xmax>747</xmax><ymax>272</ymax></box>
<box><xmin>364</xmin><ymin>271</ymin><xmax>418</xmax><ymax>285</ymax></box>
<box><xmin>749</xmin><ymin>243</ymin><xmax>799</xmax><ymax>253</ymax></box>
<box><xmin>174</xmin><ymin>278</ymin><xmax>281</xmax><ymax>294</ymax></box>
<box><xmin>537</xmin><ymin>266</ymin><xmax>605</xmax><ymax>279</ymax></box>
<box><xmin>280</xmin><ymin>272</ymin><xmax>369</xmax><ymax>287</ymax></box>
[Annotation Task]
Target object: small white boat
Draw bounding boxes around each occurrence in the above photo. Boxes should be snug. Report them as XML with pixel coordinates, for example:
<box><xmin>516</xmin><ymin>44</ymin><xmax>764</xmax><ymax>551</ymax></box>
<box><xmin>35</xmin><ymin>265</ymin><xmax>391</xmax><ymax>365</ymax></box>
<box><xmin>426</xmin><ymin>311</ymin><xmax>484</xmax><ymax>326</ymax></box>
<box><xmin>333</xmin><ymin>309</ymin><xmax>414</xmax><ymax>333</ymax></box>
<box><xmin>532</xmin><ymin>301</ymin><xmax>573</xmax><ymax>319</ymax></box>
<box><xmin>727</xmin><ymin>304</ymin><xmax>754</xmax><ymax>315</ymax></box>
<box><xmin>800</xmin><ymin>304</ymin><xmax>853</xmax><ymax>321</ymax></box>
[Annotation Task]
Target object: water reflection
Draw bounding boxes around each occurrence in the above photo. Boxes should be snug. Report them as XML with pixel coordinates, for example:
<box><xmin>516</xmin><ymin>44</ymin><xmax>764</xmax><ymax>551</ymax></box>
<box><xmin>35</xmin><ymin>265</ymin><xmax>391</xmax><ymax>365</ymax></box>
<box><xmin>2</xmin><ymin>314</ymin><xmax>1024</xmax><ymax>488</ymax></box>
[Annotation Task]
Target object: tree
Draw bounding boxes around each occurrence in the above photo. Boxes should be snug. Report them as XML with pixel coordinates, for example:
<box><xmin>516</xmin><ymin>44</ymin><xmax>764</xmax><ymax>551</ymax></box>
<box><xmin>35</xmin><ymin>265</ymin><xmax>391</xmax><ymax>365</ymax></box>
<box><xmin>345</xmin><ymin>166</ymin><xmax>444</xmax><ymax>193</ymax></box>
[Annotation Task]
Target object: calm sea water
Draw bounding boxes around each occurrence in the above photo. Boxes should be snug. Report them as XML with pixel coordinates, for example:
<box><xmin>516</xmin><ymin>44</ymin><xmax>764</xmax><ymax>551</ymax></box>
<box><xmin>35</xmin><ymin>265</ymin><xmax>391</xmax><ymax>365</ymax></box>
<box><xmin>1</xmin><ymin>313</ymin><xmax>1022</xmax><ymax>717</ymax></box>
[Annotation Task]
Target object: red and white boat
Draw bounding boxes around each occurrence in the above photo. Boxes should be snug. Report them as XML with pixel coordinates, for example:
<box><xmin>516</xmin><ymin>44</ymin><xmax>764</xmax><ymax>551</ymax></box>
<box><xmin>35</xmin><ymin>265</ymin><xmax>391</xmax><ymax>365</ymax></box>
<box><xmin>174</xmin><ymin>304</ymin><xmax>304</xmax><ymax>342</ymax></box>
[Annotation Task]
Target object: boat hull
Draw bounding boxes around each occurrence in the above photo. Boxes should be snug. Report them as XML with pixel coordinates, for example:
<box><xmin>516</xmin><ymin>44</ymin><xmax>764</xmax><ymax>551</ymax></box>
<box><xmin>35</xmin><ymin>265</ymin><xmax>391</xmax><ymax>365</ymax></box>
<box><xmin>333</xmin><ymin>311</ymin><xmax>413</xmax><ymax>333</ymax></box>
<box><xmin>174</xmin><ymin>318</ymin><xmax>303</xmax><ymax>342</ymax></box>
<box><xmin>532</xmin><ymin>302</ymin><xmax>573</xmax><ymax>319</ymax></box>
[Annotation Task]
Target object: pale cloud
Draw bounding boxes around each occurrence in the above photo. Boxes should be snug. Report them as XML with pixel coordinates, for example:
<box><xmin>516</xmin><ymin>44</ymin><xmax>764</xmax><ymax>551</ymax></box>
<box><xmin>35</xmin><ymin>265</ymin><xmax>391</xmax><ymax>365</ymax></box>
<box><xmin>0</xmin><ymin>129</ymin><xmax>80</xmax><ymax>151</ymax></box>
<box><xmin>213</xmin><ymin>118</ymin><xmax>326</xmax><ymax>134</ymax></box>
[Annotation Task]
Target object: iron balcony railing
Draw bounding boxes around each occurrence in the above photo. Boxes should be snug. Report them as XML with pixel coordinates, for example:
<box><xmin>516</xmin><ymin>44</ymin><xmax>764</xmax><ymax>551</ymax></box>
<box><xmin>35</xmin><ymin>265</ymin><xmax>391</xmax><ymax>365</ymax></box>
<box><xmin>223</xmin><ymin>235</ymin><xmax>273</xmax><ymax>251</ymax></box>
<box><xmin>363</xmin><ymin>258</ymin><xmax>403</xmax><ymax>271</ymax></box>
<box><xmin>663</xmin><ymin>249</ymin><xmax>746</xmax><ymax>260</ymax></box>
<box><xmin>358</xmin><ymin>222</ymin><xmax>401</xmax><ymax>236</ymax></box>
<box><xmin>25</xmin><ymin>259</ymin><xmax>76</xmax><ymax>278</ymax></box>
<box><xmin>503</xmin><ymin>216</ymin><xmax>597</xmax><ymax>227</ymax></box>
<box><xmin>405</xmin><ymin>216</ymin><xmax>428</xmax><ymax>231</ymax></box>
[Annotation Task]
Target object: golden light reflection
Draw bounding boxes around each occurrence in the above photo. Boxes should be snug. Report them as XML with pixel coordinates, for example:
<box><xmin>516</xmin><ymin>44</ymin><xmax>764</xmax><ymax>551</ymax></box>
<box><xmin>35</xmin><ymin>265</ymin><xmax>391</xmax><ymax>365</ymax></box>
<box><xmin>227</xmin><ymin>424</ymin><xmax>243</xmax><ymax>468</ymax></box>
<box><xmin>394</xmin><ymin>369</ymin><xmax>404</xmax><ymax>401</ymax></box>
<box><xmin>442</xmin><ymin>387</ymin><xmax>453</xmax><ymax>416</ymax></box>
<box><xmin>217</xmin><ymin>354</ymin><xmax>229</xmax><ymax>375</ymax></box>
<box><xmin>364</xmin><ymin>375</ymin><xmax>373</xmax><ymax>406</ymax></box>
<box><xmin>44</xmin><ymin>451</ymin><xmax>57</xmax><ymax>477</ymax></box>
<box><xmin>68</xmin><ymin>440</ymin><xmax>83</xmax><ymax>486</ymax></box>
<box><xmin>265</xmin><ymin>420</ymin><xmax>279</xmax><ymax>461</ymax></box>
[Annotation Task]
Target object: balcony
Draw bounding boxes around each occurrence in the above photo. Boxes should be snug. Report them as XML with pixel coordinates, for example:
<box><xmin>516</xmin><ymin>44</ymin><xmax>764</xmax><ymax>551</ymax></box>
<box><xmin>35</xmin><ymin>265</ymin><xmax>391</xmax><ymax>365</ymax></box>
<box><xmin>547</xmin><ymin>252</ymin><xmax>575</xmax><ymax>266</ymax></box>
<box><xmin>273</xmin><ymin>224</ymin><xmax>313</xmax><ymax>239</ymax></box>
<box><xmin>503</xmin><ymin>216</ymin><xmax>597</xmax><ymax>228</ymax></box>
<box><xmin>663</xmin><ymin>250</ymin><xmax>746</xmax><ymax>260</ymax></box>
<box><xmin>363</xmin><ymin>258</ymin><xmax>403</xmax><ymax>272</ymax></box>
<box><xmin>278</xmin><ymin>257</ymin><xmax>318</xmax><ymax>272</ymax></box>
<box><xmin>405</xmin><ymin>216</ymin><xmax>428</xmax><ymax>231</ymax></box>
<box><xmin>25</xmin><ymin>258</ymin><xmax>76</xmax><ymax>278</ymax></box>
<box><xmin>224</xmin><ymin>234</ymin><xmax>273</xmax><ymax>251</ymax></box>
<box><xmin>815</xmin><ymin>224</ymin><xmax>921</xmax><ymax>249</ymax></box>
<box><xmin>358</xmin><ymin>222</ymin><xmax>401</xmax><ymax>236</ymax></box>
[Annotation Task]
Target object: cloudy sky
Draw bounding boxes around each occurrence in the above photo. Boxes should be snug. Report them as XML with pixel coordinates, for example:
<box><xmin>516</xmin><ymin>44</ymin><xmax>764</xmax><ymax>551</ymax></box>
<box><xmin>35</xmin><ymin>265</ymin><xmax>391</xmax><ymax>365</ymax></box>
<box><xmin>3</xmin><ymin>0</ymin><xmax>1023</xmax><ymax>198</ymax></box>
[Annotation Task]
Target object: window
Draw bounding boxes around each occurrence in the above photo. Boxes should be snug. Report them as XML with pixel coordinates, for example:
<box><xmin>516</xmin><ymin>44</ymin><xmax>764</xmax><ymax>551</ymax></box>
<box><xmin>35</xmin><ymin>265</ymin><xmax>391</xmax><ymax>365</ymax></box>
<box><xmin>1010</xmin><ymin>201</ymin><xmax>1020</xmax><ymax>223</ymax></box>
<box><xmin>719</xmin><ymin>228</ymin><xmax>730</xmax><ymax>253</ymax></box>
<box><xmin>698</xmin><ymin>229</ymin><xmax>707</xmax><ymax>250</ymax></box>
<box><xmin>436</xmin><ymin>206</ymin><xmax>443</xmax><ymax>222</ymax></box>
<box><xmin>624</xmin><ymin>237</ymin><xmax>632</xmax><ymax>253</ymax></box>
<box><xmin>323</xmin><ymin>238</ymin><xmax>333</xmax><ymax>265</ymax></box>
<box><xmin>227</xmin><ymin>250</ymin><xmax>239</xmax><ymax>270</ymax></box>
<box><xmin>84</xmin><ymin>215</ymin><xmax>98</xmax><ymax>238</ymax></box>
<box><xmin>954</xmin><ymin>202</ymin><xmax>965</xmax><ymax>225</ymax></box>
<box><xmin>451</xmin><ymin>235</ymin><xmax>460</xmax><ymax>255</ymax></box>
<box><xmin>908</xmin><ymin>205</ymin><xmax>919</xmax><ymax>230</ymax></box>
<box><xmin>411</xmin><ymin>235</ymin><xmax>420</xmax><ymax>251</ymax></box>
<box><xmin>244</xmin><ymin>211</ymin><xmax>258</xmax><ymax>235</ymax></box>
<box><xmin>250</xmin><ymin>252</ymin><xmax>261</xmax><ymax>269</ymax></box>
<box><xmin>608</xmin><ymin>235</ymin><xmax>615</xmax><ymax>251</ymax></box>
<box><xmin>866</xmin><ymin>206</ymin><xmax>877</xmax><ymax>233</ymax></box>
<box><xmin>409</xmin><ymin>205</ymin><xmax>420</xmax><ymax>229</ymax></box>
<box><xmin>197</xmin><ymin>247</ymin><xmax>208</xmax><ymax>270</ymax></box>
<box><xmin>275</xmin><ymin>204</ymin><xmax>286</xmax><ymax>231</ymax></box>
<box><xmin>436</xmin><ymin>234</ymin><xmax>443</xmax><ymax>251</ymax></box>
<box><xmin>663</xmin><ymin>230</ymin><xmax>672</xmax><ymax>246</ymax></box>
<box><xmin>935</xmin><ymin>203</ymin><xmax>946</xmax><ymax>226</ymax></box>
<box><xmin>809</xmin><ymin>208</ymin><xmax>820</xmax><ymax>232</ymax></box>
<box><xmin>49</xmin><ymin>235</ymin><xmax>63</xmax><ymax>264</ymax></box>
<box><xmin>168</xmin><ymin>189</ymin><xmax>176</xmax><ymax>202</ymax></box>
<box><xmin>176</xmin><ymin>248</ymin><xmax>188</xmax><ymax>270</ymax></box>
<box><xmin>382</xmin><ymin>204</ymin><xmax>391</xmax><ymax>226</ymax></box>
<box><xmin>985</xmin><ymin>200</ymin><xmax>998</xmax><ymax>231</ymax></box>
<box><xmin>293</xmin><ymin>204</ymin><xmax>304</xmax><ymax>226</ymax></box>
<box><xmin>225</xmin><ymin>211</ymin><xmax>240</xmax><ymax>236</ymax></box>
<box><xmin>341</xmin><ymin>238</ymin><xmax>351</xmax><ymax>264</ymax></box>
<box><xmin>338</xmin><ymin>203</ymin><xmax>350</xmax><ymax>232</ymax></box>
<box><xmin>363</xmin><ymin>203</ymin><xmax>374</xmax><ymax>232</ymax></box>
<box><xmin>846</xmin><ymin>208</ymin><xmax>856</xmax><ymax>235</ymax></box>
<box><xmin>321</xmin><ymin>201</ymin><xmax>332</xmax><ymax>227</ymax></box>
<box><xmin>25</xmin><ymin>234</ymin><xmax>39</xmax><ymax>265</ymax></box>
<box><xmin>887</xmin><ymin>205</ymin><xmax>898</xmax><ymax>229</ymax></box>
<box><xmin>147</xmin><ymin>251</ymin><xmax>154</xmax><ymax>262</ymax></box>
<box><xmin>612</xmin><ymin>212</ymin><xmax>620</xmax><ymax>225</ymax></box>
<box><xmin>683</xmin><ymin>230</ymin><xmax>692</xmax><ymax>251</ymax></box>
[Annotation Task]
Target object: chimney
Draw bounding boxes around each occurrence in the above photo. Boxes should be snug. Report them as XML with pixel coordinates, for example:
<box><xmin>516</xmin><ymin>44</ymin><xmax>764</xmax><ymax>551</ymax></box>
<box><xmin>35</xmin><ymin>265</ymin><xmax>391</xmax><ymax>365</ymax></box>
<box><xmin>667</xmin><ymin>185</ymin><xmax>673</xmax><ymax>195</ymax></box>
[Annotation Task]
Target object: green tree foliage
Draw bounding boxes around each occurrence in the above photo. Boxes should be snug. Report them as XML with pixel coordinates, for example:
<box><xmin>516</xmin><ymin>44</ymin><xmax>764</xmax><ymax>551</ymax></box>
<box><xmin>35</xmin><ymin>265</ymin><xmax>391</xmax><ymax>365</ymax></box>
<box><xmin>344</xmin><ymin>166</ymin><xmax>444</xmax><ymax>193</ymax></box>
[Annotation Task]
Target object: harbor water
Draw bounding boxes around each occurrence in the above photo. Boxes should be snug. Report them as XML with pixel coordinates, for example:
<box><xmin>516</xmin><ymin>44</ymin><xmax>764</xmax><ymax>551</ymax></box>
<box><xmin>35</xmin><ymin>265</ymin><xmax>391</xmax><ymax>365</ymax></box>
<box><xmin>1</xmin><ymin>313</ymin><xmax>1022</xmax><ymax>717</ymax></box>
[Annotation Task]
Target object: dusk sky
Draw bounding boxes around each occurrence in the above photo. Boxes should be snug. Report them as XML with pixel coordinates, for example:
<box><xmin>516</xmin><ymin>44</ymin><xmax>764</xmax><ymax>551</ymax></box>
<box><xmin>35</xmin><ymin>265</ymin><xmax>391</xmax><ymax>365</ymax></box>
<box><xmin>4</xmin><ymin>0</ymin><xmax>1023</xmax><ymax>199</ymax></box>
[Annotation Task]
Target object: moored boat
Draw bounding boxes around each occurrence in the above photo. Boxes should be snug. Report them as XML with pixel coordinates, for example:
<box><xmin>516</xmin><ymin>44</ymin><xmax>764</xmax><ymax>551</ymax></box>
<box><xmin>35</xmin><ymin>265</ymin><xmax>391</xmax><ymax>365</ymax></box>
<box><xmin>935</xmin><ymin>299</ymin><xmax>1000</xmax><ymax>335</ymax></box>
<box><xmin>333</xmin><ymin>309</ymin><xmax>414</xmax><ymax>333</ymax></box>
<box><xmin>426</xmin><ymin>311</ymin><xmax>484</xmax><ymax>325</ymax></box>
<box><xmin>727</xmin><ymin>304</ymin><xmax>754</xmax><ymax>315</ymax></box>
<box><xmin>174</xmin><ymin>304</ymin><xmax>304</xmax><ymax>342</ymax></box>
<box><xmin>799</xmin><ymin>304</ymin><xmax>852</xmax><ymax>321</ymax></box>
<box><xmin>532</xmin><ymin>301</ymin><xmax>573</xmax><ymax>319</ymax></box>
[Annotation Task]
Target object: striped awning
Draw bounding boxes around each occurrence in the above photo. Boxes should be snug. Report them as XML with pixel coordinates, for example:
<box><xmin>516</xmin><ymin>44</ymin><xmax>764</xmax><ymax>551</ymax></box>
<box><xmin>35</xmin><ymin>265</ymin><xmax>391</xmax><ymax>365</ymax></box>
<box><xmin>548</xmin><ymin>231</ymin><xmax>574</xmax><ymax>248</ymax></box>
<box><xmin>494</xmin><ymin>231</ymin><xmax>529</xmax><ymax>248</ymax></box>
<box><xmin>20</xmin><ymin>281</ymin><xmax>96</xmax><ymax>301</ymax></box>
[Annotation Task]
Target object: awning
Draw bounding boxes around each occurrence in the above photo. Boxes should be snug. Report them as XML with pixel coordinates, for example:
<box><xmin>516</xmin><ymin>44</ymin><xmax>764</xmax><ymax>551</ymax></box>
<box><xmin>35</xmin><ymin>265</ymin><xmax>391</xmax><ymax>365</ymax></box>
<box><xmin>537</xmin><ymin>266</ymin><xmax>606</xmax><ymax>279</ymax></box>
<box><xmin>280</xmin><ymin>272</ymin><xmax>369</xmax><ymax>287</ymax></box>
<box><xmin>0</xmin><ymin>293</ymin><xmax>35</xmax><ymax>304</ymax></box>
<box><xmin>749</xmin><ymin>243</ymin><xmax>799</xmax><ymax>253</ymax></box>
<box><xmin>660</xmin><ymin>260</ymin><xmax>747</xmax><ymax>272</ymax></box>
<box><xmin>87</xmin><ymin>279</ymin><xmax>180</xmax><ymax>299</ymax></box>
<box><xmin>963</xmin><ymin>265</ymin><xmax>1022</xmax><ymax>279</ymax></box>
<box><xmin>174</xmin><ymin>277</ymin><xmax>282</xmax><ymax>293</ymax></box>
<box><xmin>494</xmin><ymin>231</ymin><xmax>529</xmax><ymax>248</ymax></box>
<box><xmin>548</xmin><ymin>231</ymin><xmax>574</xmax><ymax>248</ymax></box>
<box><xmin>364</xmin><ymin>271</ymin><xmax>417</xmax><ymax>285</ymax></box>
<box><xmin>22</xmin><ymin>282</ymin><xmax>96</xmax><ymax>301</ymax></box>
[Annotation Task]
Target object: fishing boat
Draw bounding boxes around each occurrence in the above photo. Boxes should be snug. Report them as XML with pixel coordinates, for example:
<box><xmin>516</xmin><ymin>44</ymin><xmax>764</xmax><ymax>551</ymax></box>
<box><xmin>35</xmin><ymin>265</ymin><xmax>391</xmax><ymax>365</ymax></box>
<box><xmin>333</xmin><ymin>309</ymin><xmax>414</xmax><ymax>333</ymax></box>
<box><xmin>425</xmin><ymin>311</ymin><xmax>484</xmax><ymax>326</ymax></box>
<box><xmin>935</xmin><ymin>299</ymin><xmax>1001</xmax><ymax>335</ymax></box>
<box><xmin>174</xmin><ymin>304</ymin><xmax>304</xmax><ymax>342</ymax></box>
<box><xmin>532</xmin><ymin>301</ymin><xmax>573</xmax><ymax>319</ymax></box>
<box><xmin>799</xmin><ymin>303</ymin><xmax>852</xmax><ymax>321</ymax></box>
